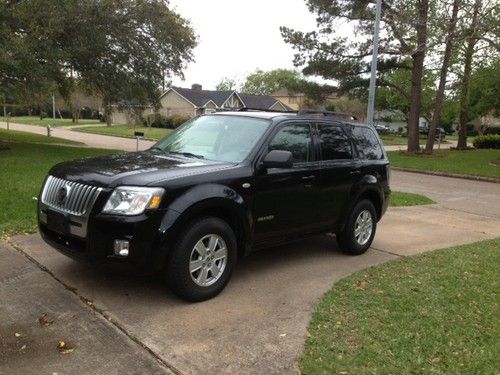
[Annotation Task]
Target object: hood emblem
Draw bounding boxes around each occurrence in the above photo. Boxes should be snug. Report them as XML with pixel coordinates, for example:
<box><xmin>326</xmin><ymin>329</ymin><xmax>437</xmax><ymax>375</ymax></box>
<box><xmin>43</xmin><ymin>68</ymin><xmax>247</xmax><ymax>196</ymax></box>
<box><xmin>57</xmin><ymin>184</ymin><xmax>71</xmax><ymax>204</ymax></box>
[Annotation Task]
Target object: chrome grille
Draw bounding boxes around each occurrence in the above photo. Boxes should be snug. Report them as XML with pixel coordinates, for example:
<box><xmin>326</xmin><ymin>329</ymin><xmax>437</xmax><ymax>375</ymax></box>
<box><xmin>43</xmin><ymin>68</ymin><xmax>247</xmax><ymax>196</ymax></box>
<box><xmin>41</xmin><ymin>175</ymin><xmax>102</xmax><ymax>216</ymax></box>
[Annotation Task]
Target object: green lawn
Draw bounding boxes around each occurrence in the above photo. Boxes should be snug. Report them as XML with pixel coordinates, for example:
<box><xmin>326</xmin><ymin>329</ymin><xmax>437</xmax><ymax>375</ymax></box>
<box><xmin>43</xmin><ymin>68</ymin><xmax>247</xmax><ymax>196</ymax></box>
<box><xmin>388</xmin><ymin>149</ymin><xmax>500</xmax><ymax>179</ymax></box>
<box><xmin>301</xmin><ymin>238</ymin><xmax>500</xmax><ymax>374</ymax></box>
<box><xmin>0</xmin><ymin>116</ymin><xmax>101</xmax><ymax>127</ymax></box>
<box><xmin>390</xmin><ymin>191</ymin><xmax>435</xmax><ymax>207</ymax></box>
<box><xmin>379</xmin><ymin>134</ymin><xmax>408</xmax><ymax>145</ymax></box>
<box><xmin>0</xmin><ymin>142</ymin><xmax>116</xmax><ymax>237</ymax></box>
<box><xmin>0</xmin><ymin>128</ymin><xmax>82</xmax><ymax>145</ymax></box>
<box><xmin>72</xmin><ymin>124</ymin><xmax>171</xmax><ymax>141</ymax></box>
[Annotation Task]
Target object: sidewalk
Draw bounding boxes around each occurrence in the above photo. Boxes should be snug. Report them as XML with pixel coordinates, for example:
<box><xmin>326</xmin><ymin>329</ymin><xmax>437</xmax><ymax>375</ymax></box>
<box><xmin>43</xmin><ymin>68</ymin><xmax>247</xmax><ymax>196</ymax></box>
<box><xmin>0</xmin><ymin>121</ymin><xmax>155</xmax><ymax>151</ymax></box>
<box><xmin>0</xmin><ymin>241</ymin><xmax>171</xmax><ymax>374</ymax></box>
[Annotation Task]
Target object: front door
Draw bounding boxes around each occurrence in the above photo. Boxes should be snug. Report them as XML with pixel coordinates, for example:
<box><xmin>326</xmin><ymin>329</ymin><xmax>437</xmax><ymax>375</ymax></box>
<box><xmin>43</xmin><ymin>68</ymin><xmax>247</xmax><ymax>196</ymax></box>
<box><xmin>252</xmin><ymin>122</ymin><xmax>320</xmax><ymax>242</ymax></box>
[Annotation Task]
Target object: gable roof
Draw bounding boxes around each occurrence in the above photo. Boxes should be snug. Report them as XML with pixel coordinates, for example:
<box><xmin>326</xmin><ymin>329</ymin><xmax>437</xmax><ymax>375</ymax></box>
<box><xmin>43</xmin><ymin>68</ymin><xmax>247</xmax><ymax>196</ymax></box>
<box><xmin>161</xmin><ymin>86</ymin><xmax>292</xmax><ymax>111</ymax></box>
<box><xmin>167</xmin><ymin>87</ymin><xmax>234</xmax><ymax>107</ymax></box>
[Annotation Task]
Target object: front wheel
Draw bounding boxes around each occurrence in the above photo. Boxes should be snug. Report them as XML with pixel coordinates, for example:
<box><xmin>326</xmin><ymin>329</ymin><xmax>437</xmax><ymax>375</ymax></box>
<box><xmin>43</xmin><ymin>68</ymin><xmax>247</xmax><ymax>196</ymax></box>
<box><xmin>166</xmin><ymin>217</ymin><xmax>237</xmax><ymax>302</ymax></box>
<box><xmin>336</xmin><ymin>199</ymin><xmax>377</xmax><ymax>255</ymax></box>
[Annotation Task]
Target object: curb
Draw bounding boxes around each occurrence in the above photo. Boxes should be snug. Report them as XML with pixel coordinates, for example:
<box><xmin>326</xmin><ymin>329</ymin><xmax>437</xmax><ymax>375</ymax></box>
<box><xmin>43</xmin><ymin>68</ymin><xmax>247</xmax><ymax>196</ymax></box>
<box><xmin>70</xmin><ymin>128</ymin><xmax>161</xmax><ymax>142</ymax></box>
<box><xmin>391</xmin><ymin>167</ymin><xmax>500</xmax><ymax>184</ymax></box>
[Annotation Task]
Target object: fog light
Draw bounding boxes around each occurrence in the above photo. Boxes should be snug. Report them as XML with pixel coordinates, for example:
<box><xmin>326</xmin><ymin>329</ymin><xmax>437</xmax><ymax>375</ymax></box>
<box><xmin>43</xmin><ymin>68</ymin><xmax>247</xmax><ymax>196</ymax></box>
<box><xmin>113</xmin><ymin>240</ymin><xmax>129</xmax><ymax>257</ymax></box>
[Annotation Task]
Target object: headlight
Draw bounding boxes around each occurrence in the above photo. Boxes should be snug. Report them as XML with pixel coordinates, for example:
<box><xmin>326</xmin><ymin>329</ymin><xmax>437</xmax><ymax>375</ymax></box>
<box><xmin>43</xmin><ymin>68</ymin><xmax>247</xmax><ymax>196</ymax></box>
<box><xmin>102</xmin><ymin>187</ymin><xmax>165</xmax><ymax>215</ymax></box>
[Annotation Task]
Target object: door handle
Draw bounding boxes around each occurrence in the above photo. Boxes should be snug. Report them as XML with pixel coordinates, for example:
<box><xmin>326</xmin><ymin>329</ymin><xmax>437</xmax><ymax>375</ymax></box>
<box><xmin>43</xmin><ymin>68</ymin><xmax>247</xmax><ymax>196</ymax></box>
<box><xmin>301</xmin><ymin>175</ymin><xmax>316</xmax><ymax>180</ymax></box>
<box><xmin>349</xmin><ymin>170</ymin><xmax>361</xmax><ymax>175</ymax></box>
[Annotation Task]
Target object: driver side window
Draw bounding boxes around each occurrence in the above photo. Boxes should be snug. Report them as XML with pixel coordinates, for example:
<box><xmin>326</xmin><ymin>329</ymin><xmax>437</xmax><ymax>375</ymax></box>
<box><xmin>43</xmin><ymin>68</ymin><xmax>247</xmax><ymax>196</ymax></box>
<box><xmin>268</xmin><ymin>124</ymin><xmax>313</xmax><ymax>163</ymax></box>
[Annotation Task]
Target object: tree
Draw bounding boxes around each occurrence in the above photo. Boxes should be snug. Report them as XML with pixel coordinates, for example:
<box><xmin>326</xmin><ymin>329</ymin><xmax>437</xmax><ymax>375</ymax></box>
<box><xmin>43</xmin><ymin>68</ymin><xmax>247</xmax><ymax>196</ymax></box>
<box><xmin>216</xmin><ymin>77</ymin><xmax>238</xmax><ymax>91</ymax></box>
<box><xmin>0</xmin><ymin>0</ymin><xmax>197</xmax><ymax>125</ymax></box>
<box><xmin>375</xmin><ymin>66</ymin><xmax>436</xmax><ymax>119</ymax></box>
<box><xmin>240</xmin><ymin>68</ymin><xmax>335</xmax><ymax>107</ymax></box>
<box><xmin>467</xmin><ymin>60</ymin><xmax>500</xmax><ymax>131</ymax></box>
<box><xmin>425</xmin><ymin>0</ymin><xmax>461</xmax><ymax>152</ymax></box>
<box><xmin>240</xmin><ymin>69</ymin><xmax>302</xmax><ymax>95</ymax></box>
<box><xmin>281</xmin><ymin>0</ymin><xmax>435</xmax><ymax>152</ymax></box>
<box><xmin>456</xmin><ymin>0</ymin><xmax>499</xmax><ymax>148</ymax></box>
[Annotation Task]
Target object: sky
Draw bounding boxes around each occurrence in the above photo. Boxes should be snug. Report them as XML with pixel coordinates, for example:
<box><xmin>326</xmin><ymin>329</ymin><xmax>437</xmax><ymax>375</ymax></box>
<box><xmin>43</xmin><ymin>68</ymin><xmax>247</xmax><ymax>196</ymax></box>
<box><xmin>169</xmin><ymin>0</ymin><xmax>319</xmax><ymax>90</ymax></box>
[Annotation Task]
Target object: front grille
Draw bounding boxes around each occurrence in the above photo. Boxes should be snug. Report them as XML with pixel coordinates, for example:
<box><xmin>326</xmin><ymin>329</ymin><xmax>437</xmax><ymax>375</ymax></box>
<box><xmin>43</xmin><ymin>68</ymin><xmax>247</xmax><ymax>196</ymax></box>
<box><xmin>41</xmin><ymin>175</ymin><xmax>102</xmax><ymax>216</ymax></box>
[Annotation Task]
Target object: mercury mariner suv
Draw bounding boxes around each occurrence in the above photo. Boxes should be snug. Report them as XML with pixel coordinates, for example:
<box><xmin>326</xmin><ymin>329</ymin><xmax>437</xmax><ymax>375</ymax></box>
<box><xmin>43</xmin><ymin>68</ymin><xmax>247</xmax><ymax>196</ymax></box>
<box><xmin>37</xmin><ymin>110</ymin><xmax>390</xmax><ymax>301</ymax></box>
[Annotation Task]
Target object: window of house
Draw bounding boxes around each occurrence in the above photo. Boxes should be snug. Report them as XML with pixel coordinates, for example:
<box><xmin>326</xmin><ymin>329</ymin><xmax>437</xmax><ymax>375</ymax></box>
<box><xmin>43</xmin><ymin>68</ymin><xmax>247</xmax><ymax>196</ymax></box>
<box><xmin>269</xmin><ymin>124</ymin><xmax>313</xmax><ymax>163</ymax></box>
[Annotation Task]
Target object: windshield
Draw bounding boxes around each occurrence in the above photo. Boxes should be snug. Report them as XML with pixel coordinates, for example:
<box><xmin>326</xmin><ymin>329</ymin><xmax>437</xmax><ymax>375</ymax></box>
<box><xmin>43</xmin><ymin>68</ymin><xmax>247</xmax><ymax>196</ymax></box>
<box><xmin>152</xmin><ymin>115</ymin><xmax>270</xmax><ymax>163</ymax></box>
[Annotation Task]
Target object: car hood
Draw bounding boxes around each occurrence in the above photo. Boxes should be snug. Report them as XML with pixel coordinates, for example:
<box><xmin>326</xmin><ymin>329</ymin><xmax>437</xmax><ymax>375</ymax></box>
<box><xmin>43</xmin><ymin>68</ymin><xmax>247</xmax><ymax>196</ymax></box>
<box><xmin>49</xmin><ymin>151</ymin><xmax>234</xmax><ymax>187</ymax></box>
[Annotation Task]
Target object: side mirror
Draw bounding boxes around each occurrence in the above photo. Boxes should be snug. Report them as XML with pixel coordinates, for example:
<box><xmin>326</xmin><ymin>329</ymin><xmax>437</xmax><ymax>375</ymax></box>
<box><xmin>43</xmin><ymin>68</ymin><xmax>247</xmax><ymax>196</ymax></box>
<box><xmin>262</xmin><ymin>150</ymin><xmax>293</xmax><ymax>169</ymax></box>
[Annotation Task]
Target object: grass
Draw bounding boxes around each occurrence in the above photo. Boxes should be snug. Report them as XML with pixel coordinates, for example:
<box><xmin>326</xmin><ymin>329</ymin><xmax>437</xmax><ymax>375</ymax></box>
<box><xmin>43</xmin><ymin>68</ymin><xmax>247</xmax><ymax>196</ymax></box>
<box><xmin>388</xmin><ymin>149</ymin><xmax>500</xmax><ymax>179</ymax></box>
<box><xmin>300</xmin><ymin>238</ymin><xmax>500</xmax><ymax>374</ymax></box>
<box><xmin>379</xmin><ymin>134</ymin><xmax>408</xmax><ymax>145</ymax></box>
<box><xmin>380</xmin><ymin>134</ymin><xmax>450</xmax><ymax>146</ymax></box>
<box><xmin>72</xmin><ymin>124</ymin><xmax>171</xmax><ymax>141</ymax></box>
<box><xmin>390</xmin><ymin>191</ymin><xmax>435</xmax><ymax>206</ymax></box>
<box><xmin>0</xmin><ymin>128</ymin><xmax>82</xmax><ymax>145</ymax></box>
<box><xmin>0</xmin><ymin>142</ymin><xmax>116</xmax><ymax>237</ymax></box>
<box><xmin>0</xmin><ymin>116</ymin><xmax>101</xmax><ymax>127</ymax></box>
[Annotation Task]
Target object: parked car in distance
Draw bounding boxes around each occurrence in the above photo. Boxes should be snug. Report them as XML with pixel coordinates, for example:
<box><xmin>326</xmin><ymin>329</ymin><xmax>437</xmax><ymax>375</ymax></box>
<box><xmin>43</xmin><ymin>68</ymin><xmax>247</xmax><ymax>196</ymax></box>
<box><xmin>374</xmin><ymin>124</ymin><xmax>390</xmax><ymax>135</ymax></box>
<box><xmin>37</xmin><ymin>109</ymin><xmax>391</xmax><ymax>301</ymax></box>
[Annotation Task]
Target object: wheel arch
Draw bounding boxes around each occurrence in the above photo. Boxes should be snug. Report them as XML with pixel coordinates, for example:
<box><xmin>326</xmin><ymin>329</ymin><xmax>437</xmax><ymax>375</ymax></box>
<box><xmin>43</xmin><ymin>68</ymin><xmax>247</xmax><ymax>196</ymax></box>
<box><xmin>159</xmin><ymin>184</ymin><xmax>252</xmax><ymax>260</ymax></box>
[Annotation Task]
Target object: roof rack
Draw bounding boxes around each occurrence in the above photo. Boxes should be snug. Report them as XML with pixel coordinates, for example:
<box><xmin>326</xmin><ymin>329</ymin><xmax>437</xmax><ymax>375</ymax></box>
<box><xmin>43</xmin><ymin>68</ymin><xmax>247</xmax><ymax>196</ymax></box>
<box><xmin>297</xmin><ymin>109</ymin><xmax>358</xmax><ymax>121</ymax></box>
<box><xmin>237</xmin><ymin>107</ymin><xmax>295</xmax><ymax>113</ymax></box>
<box><xmin>214</xmin><ymin>107</ymin><xmax>295</xmax><ymax>113</ymax></box>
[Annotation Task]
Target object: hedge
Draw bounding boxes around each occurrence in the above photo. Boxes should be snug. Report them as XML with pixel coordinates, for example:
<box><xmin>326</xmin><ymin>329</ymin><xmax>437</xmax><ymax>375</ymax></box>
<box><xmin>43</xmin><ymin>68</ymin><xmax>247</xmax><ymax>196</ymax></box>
<box><xmin>143</xmin><ymin>114</ymin><xmax>190</xmax><ymax>129</ymax></box>
<box><xmin>473</xmin><ymin>134</ymin><xmax>500</xmax><ymax>149</ymax></box>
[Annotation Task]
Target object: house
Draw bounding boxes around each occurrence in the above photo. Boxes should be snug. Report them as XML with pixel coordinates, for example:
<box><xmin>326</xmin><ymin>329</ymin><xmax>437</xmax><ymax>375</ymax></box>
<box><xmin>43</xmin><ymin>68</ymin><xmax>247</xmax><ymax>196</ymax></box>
<box><xmin>110</xmin><ymin>84</ymin><xmax>291</xmax><ymax>125</ymax></box>
<box><xmin>271</xmin><ymin>88</ymin><xmax>337</xmax><ymax>111</ymax></box>
<box><xmin>157</xmin><ymin>84</ymin><xmax>291</xmax><ymax>118</ymax></box>
<box><xmin>374</xmin><ymin>110</ymin><xmax>430</xmax><ymax>133</ymax></box>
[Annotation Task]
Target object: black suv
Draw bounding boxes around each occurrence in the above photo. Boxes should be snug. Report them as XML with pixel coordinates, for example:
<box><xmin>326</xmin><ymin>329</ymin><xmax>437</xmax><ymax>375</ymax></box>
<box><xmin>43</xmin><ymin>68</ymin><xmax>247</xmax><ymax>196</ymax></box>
<box><xmin>38</xmin><ymin>110</ymin><xmax>390</xmax><ymax>301</ymax></box>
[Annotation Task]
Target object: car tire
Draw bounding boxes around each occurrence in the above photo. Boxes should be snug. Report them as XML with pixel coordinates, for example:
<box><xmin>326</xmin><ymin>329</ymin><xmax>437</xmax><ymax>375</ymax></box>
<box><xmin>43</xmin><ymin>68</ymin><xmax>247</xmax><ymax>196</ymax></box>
<box><xmin>336</xmin><ymin>199</ymin><xmax>377</xmax><ymax>255</ymax></box>
<box><xmin>166</xmin><ymin>217</ymin><xmax>237</xmax><ymax>302</ymax></box>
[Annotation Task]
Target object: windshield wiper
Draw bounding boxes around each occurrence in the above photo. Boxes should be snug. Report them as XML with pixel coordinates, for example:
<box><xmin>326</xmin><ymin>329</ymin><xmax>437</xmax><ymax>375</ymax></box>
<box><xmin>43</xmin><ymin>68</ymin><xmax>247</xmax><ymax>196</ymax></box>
<box><xmin>168</xmin><ymin>151</ymin><xmax>205</xmax><ymax>159</ymax></box>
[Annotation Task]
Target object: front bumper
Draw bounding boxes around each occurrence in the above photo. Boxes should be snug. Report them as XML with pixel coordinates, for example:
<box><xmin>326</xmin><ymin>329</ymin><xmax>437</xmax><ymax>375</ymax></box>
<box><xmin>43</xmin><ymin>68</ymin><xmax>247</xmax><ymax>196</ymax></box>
<box><xmin>38</xmin><ymin>205</ymin><xmax>169</xmax><ymax>274</ymax></box>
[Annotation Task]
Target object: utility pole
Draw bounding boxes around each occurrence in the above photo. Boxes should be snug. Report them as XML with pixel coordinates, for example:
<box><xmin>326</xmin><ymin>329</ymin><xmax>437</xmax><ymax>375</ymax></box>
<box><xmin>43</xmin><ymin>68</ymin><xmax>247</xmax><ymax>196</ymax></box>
<box><xmin>52</xmin><ymin>95</ymin><xmax>56</xmax><ymax>120</ymax></box>
<box><xmin>366</xmin><ymin>0</ymin><xmax>382</xmax><ymax>126</ymax></box>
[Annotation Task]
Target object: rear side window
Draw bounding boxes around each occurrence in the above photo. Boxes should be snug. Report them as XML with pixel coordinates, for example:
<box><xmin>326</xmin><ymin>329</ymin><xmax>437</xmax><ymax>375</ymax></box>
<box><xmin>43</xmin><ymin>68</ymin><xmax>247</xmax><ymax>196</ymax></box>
<box><xmin>317</xmin><ymin>124</ymin><xmax>352</xmax><ymax>160</ymax></box>
<box><xmin>351</xmin><ymin>126</ymin><xmax>384</xmax><ymax>160</ymax></box>
<box><xmin>269</xmin><ymin>123</ymin><xmax>313</xmax><ymax>163</ymax></box>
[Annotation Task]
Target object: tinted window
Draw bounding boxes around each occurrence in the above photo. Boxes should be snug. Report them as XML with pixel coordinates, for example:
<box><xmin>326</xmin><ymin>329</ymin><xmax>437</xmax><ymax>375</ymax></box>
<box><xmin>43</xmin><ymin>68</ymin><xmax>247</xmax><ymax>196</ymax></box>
<box><xmin>351</xmin><ymin>126</ymin><xmax>384</xmax><ymax>160</ymax></box>
<box><xmin>269</xmin><ymin>124</ymin><xmax>313</xmax><ymax>163</ymax></box>
<box><xmin>318</xmin><ymin>125</ymin><xmax>352</xmax><ymax>160</ymax></box>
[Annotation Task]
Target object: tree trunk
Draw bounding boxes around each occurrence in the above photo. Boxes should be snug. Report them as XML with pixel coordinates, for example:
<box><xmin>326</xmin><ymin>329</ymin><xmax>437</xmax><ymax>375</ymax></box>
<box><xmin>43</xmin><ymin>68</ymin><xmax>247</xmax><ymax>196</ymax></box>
<box><xmin>425</xmin><ymin>0</ymin><xmax>460</xmax><ymax>153</ymax></box>
<box><xmin>457</xmin><ymin>0</ymin><xmax>481</xmax><ymax>150</ymax></box>
<box><xmin>104</xmin><ymin>103</ymin><xmax>112</xmax><ymax>126</ymax></box>
<box><xmin>407</xmin><ymin>0</ymin><xmax>429</xmax><ymax>153</ymax></box>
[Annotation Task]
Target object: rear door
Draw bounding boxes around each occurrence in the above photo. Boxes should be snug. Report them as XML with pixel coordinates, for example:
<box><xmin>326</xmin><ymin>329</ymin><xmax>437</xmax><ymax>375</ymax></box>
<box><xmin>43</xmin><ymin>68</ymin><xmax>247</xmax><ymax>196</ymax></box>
<box><xmin>315</xmin><ymin>122</ymin><xmax>361</xmax><ymax>228</ymax></box>
<box><xmin>252</xmin><ymin>122</ymin><xmax>321</xmax><ymax>241</ymax></box>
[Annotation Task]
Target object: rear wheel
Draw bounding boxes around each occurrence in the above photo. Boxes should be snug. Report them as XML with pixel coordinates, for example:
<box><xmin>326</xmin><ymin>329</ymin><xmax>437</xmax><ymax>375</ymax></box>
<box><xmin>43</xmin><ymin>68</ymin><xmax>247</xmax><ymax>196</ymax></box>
<box><xmin>166</xmin><ymin>217</ymin><xmax>237</xmax><ymax>302</ymax></box>
<box><xmin>336</xmin><ymin>199</ymin><xmax>377</xmax><ymax>255</ymax></box>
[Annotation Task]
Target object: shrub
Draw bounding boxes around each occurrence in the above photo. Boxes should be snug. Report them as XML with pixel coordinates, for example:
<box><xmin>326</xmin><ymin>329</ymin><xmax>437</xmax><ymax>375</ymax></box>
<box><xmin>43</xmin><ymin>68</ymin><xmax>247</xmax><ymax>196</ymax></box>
<box><xmin>473</xmin><ymin>134</ymin><xmax>500</xmax><ymax>149</ymax></box>
<box><xmin>143</xmin><ymin>114</ymin><xmax>190</xmax><ymax>129</ymax></box>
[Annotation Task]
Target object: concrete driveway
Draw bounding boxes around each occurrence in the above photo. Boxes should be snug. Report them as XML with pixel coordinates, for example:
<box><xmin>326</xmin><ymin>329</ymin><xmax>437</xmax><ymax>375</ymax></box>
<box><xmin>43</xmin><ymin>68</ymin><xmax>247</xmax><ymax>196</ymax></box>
<box><xmin>0</xmin><ymin>121</ymin><xmax>155</xmax><ymax>151</ymax></box>
<box><xmin>0</xmin><ymin>172</ymin><xmax>500</xmax><ymax>374</ymax></box>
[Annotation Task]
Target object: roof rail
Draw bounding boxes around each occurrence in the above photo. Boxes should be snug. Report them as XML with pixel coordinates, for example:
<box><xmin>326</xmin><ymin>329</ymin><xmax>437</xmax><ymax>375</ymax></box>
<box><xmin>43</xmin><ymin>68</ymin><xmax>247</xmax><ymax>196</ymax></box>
<box><xmin>237</xmin><ymin>107</ymin><xmax>296</xmax><ymax>113</ymax></box>
<box><xmin>214</xmin><ymin>107</ymin><xmax>295</xmax><ymax>113</ymax></box>
<box><xmin>297</xmin><ymin>109</ymin><xmax>358</xmax><ymax>121</ymax></box>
